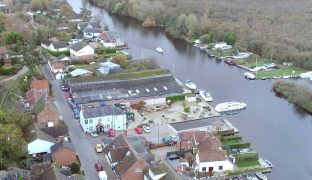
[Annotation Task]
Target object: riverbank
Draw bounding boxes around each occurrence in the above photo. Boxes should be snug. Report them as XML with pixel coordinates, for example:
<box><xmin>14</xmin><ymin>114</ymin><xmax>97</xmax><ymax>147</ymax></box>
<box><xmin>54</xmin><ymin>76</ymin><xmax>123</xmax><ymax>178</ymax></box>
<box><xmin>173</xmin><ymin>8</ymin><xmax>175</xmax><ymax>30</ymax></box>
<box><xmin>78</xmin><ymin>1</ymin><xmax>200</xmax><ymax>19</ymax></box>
<box><xmin>273</xmin><ymin>80</ymin><xmax>312</xmax><ymax>113</ymax></box>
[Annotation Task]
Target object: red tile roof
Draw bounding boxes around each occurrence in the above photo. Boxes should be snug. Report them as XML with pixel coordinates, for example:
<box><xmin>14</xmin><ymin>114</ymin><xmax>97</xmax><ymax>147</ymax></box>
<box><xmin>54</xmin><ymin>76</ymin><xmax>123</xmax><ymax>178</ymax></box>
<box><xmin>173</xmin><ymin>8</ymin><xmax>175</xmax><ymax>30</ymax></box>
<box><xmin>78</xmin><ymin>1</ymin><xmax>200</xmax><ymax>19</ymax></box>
<box><xmin>31</xmin><ymin>80</ymin><xmax>49</xmax><ymax>91</ymax></box>
<box><xmin>197</xmin><ymin>137</ymin><xmax>227</xmax><ymax>162</ymax></box>
<box><xmin>51</xmin><ymin>61</ymin><xmax>64</xmax><ymax>70</ymax></box>
<box><xmin>25</xmin><ymin>89</ymin><xmax>44</xmax><ymax>107</ymax></box>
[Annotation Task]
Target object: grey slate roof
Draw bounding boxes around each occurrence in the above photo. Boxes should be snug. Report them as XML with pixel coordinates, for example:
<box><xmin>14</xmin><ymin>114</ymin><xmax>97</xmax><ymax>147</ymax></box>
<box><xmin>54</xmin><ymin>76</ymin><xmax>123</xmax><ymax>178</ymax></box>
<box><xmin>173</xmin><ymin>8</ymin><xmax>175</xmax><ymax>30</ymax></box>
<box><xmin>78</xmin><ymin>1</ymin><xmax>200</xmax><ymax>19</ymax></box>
<box><xmin>50</xmin><ymin>141</ymin><xmax>75</xmax><ymax>154</ymax></box>
<box><xmin>56</xmin><ymin>54</ymin><xmax>66</xmax><ymax>61</ymax></box>
<box><xmin>84</xmin><ymin>28</ymin><xmax>103</xmax><ymax>34</ymax></box>
<box><xmin>69</xmin><ymin>42</ymin><xmax>86</xmax><ymax>52</ymax></box>
<box><xmin>51</xmin><ymin>42</ymin><xmax>68</xmax><ymax>49</ymax></box>
<box><xmin>78</xmin><ymin>21</ymin><xmax>100</xmax><ymax>31</ymax></box>
<box><xmin>41</xmin><ymin>125</ymin><xmax>69</xmax><ymax>138</ymax></box>
<box><xmin>82</xmin><ymin>106</ymin><xmax>124</xmax><ymax>119</ymax></box>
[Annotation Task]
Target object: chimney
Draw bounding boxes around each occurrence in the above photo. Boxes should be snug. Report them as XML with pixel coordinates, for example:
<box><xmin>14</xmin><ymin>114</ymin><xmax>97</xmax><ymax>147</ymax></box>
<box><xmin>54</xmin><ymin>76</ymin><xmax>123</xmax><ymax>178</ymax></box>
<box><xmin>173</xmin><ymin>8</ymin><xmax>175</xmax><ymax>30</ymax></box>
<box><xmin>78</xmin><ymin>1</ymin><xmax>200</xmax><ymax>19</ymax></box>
<box><xmin>58</xmin><ymin>136</ymin><xmax>65</xmax><ymax>142</ymax></box>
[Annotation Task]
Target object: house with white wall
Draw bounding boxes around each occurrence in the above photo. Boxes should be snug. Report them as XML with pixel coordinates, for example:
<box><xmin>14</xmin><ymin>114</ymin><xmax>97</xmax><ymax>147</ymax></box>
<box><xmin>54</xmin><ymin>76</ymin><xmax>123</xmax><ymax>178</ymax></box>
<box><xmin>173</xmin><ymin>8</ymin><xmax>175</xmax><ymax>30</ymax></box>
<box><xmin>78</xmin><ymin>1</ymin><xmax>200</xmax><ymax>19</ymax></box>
<box><xmin>41</xmin><ymin>40</ymin><xmax>68</xmax><ymax>52</ymax></box>
<box><xmin>79</xmin><ymin>106</ymin><xmax>126</xmax><ymax>133</ymax></box>
<box><xmin>69</xmin><ymin>42</ymin><xmax>95</xmax><ymax>61</ymax></box>
<box><xmin>98</xmin><ymin>31</ymin><xmax>125</xmax><ymax>48</ymax></box>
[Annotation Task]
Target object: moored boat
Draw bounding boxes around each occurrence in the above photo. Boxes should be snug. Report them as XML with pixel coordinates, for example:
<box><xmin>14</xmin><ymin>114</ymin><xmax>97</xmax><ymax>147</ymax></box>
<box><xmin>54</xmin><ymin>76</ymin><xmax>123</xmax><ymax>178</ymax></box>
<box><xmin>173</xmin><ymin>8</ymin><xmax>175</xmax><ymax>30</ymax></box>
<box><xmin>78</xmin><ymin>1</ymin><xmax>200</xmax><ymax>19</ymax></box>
<box><xmin>215</xmin><ymin>102</ymin><xmax>247</xmax><ymax>113</ymax></box>
<box><xmin>199</xmin><ymin>89</ymin><xmax>213</xmax><ymax>102</ymax></box>
<box><xmin>156</xmin><ymin>47</ymin><xmax>164</xmax><ymax>53</ymax></box>
<box><xmin>224</xmin><ymin>58</ymin><xmax>235</xmax><ymax>65</ymax></box>
<box><xmin>244</xmin><ymin>72</ymin><xmax>256</xmax><ymax>80</ymax></box>
<box><xmin>185</xmin><ymin>80</ymin><xmax>197</xmax><ymax>90</ymax></box>
<box><xmin>255</xmin><ymin>172</ymin><xmax>268</xmax><ymax>180</ymax></box>
<box><xmin>264</xmin><ymin>159</ymin><xmax>273</xmax><ymax>168</ymax></box>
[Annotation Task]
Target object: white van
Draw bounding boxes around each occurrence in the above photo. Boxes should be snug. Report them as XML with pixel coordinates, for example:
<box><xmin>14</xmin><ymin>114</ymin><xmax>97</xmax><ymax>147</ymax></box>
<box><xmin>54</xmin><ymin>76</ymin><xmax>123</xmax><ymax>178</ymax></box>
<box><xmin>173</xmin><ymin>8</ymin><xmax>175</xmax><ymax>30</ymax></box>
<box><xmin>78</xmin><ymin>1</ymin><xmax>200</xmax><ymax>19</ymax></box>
<box><xmin>98</xmin><ymin>171</ymin><xmax>107</xmax><ymax>180</ymax></box>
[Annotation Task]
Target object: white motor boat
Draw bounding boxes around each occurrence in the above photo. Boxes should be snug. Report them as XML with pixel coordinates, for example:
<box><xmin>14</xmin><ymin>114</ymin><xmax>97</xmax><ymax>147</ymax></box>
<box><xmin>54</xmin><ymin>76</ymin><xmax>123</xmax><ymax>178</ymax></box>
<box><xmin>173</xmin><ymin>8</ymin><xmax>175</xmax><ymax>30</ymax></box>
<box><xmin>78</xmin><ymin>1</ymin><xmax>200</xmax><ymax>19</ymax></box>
<box><xmin>215</xmin><ymin>102</ymin><xmax>247</xmax><ymax>113</ymax></box>
<box><xmin>255</xmin><ymin>172</ymin><xmax>268</xmax><ymax>180</ymax></box>
<box><xmin>244</xmin><ymin>72</ymin><xmax>256</xmax><ymax>80</ymax></box>
<box><xmin>264</xmin><ymin>159</ymin><xmax>273</xmax><ymax>168</ymax></box>
<box><xmin>156</xmin><ymin>47</ymin><xmax>164</xmax><ymax>53</ymax></box>
<box><xmin>185</xmin><ymin>80</ymin><xmax>197</xmax><ymax>90</ymax></box>
<box><xmin>199</xmin><ymin>89</ymin><xmax>213</xmax><ymax>102</ymax></box>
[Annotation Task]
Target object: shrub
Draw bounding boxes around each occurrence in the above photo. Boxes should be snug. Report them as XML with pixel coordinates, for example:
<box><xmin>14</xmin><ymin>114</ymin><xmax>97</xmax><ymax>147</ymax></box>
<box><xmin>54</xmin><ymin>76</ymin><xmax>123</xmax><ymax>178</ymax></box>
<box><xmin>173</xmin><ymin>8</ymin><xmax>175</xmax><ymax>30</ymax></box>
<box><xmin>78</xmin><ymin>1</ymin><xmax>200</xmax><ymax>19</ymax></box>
<box><xmin>0</xmin><ymin>66</ymin><xmax>15</xmax><ymax>75</ymax></box>
<box><xmin>166</xmin><ymin>94</ymin><xmax>185</xmax><ymax>102</ymax></box>
<box><xmin>221</xmin><ymin>135</ymin><xmax>242</xmax><ymax>142</ymax></box>
<box><xmin>70</xmin><ymin>162</ymin><xmax>80</xmax><ymax>174</ymax></box>
<box><xmin>234</xmin><ymin>152</ymin><xmax>259</xmax><ymax>162</ymax></box>
<box><xmin>184</xmin><ymin>106</ymin><xmax>190</xmax><ymax>113</ymax></box>
<box><xmin>104</xmin><ymin>48</ymin><xmax>117</xmax><ymax>54</ymax></box>
<box><xmin>167</xmin><ymin>149</ymin><xmax>192</xmax><ymax>157</ymax></box>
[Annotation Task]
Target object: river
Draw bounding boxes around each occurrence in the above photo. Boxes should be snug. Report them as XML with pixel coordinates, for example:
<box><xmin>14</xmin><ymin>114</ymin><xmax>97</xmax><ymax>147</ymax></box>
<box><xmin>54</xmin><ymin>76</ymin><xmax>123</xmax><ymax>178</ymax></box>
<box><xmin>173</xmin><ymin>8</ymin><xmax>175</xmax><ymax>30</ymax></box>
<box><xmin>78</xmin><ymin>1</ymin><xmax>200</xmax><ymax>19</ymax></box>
<box><xmin>68</xmin><ymin>0</ymin><xmax>312</xmax><ymax>179</ymax></box>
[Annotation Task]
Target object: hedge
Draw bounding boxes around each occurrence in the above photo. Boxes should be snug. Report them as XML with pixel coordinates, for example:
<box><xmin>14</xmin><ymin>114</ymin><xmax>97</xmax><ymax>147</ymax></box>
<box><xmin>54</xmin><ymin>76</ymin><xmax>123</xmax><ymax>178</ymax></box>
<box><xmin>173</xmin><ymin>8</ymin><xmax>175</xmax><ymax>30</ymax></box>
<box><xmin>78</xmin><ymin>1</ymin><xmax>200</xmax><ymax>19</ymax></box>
<box><xmin>95</xmin><ymin>47</ymin><xmax>116</xmax><ymax>54</ymax></box>
<box><xmin>225</xmin><ymin>165</ymin><xmax>268</xmax><ymax>176</ymax></box>
<box><xmin>166</xmin><ymin>94</ymin><xmax>185</xmax><ymax>102</ymax></box>
<box><xmin>0</xmin><ymin>66</ymin><xmax>15</xmax><ymax>75</ymax></box>
<box><xmin>221</xmin><ymin>135</ymin><xmax>242</xmax><ymax>142</ymax></box>
<box><xmin>228</xmin><ymin>142</ymin><xmax>251</xmax><ymax>149</ymax></box>
<box><xmin>48</xmin><ymin>50</ymin><xmax>70</xmax><ymax>56</ymax></box>
<box><xmin>167</xmin><ymin>149</ymin><xmax>192</xmax><ymax>157</ymax></box>
<box><xmin>234</xmin><ymin>152</ymin><xmax>259</xmax><ymax>162</ymax></box>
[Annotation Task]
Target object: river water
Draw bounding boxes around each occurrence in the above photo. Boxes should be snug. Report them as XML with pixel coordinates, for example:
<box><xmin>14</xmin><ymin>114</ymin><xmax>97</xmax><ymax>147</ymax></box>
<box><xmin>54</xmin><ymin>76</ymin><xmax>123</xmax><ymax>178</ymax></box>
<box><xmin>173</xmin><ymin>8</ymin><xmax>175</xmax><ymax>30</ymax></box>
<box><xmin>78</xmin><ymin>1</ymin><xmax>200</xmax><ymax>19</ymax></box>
<box><xmin>68</xmin><ymin>0</ymin><xmax>312</xmax><ymax>179</ymax></box>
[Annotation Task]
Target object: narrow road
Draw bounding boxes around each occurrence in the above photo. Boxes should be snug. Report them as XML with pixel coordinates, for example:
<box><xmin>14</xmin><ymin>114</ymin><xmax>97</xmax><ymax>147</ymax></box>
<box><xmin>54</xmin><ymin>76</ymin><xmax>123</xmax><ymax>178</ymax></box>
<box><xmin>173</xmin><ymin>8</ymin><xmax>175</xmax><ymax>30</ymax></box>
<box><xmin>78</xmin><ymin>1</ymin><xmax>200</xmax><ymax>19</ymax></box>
<box><xmin>40</xmin><ymin>64</ymin><xmax>116</xmax><ymax>180</ymax></box>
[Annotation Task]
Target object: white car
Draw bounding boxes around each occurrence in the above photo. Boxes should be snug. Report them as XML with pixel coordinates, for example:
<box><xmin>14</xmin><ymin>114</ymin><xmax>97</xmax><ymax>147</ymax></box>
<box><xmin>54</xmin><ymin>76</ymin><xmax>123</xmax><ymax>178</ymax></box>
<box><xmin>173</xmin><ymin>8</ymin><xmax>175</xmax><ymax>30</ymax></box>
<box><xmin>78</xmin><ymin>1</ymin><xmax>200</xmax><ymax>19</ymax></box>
<box><xmin>142</xmin><ymin>125</ymin><xmax>151</xmax><ymax>133</ymax></box>
<box><xmin>91</xmin><ymin>132</ymin><xmax>98</xmax><ymax>137</ymax></box>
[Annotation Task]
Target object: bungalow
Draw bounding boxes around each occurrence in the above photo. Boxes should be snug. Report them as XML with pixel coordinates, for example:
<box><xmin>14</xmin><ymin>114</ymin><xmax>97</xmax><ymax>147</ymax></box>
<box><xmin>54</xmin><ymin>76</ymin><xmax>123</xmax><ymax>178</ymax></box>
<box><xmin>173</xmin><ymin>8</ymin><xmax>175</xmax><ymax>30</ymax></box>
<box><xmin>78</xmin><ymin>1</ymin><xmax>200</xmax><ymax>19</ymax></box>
<box><xmin>69</xmin><ymin>42</ymin><xmax>95</xmax><ymax>61</ymax></box>
<box><xmin>24</xmin><ymin>89</ymin><xmax>45</xmax><ymax>110</ymax></box>
<box><xmin>79</xmin><ymin>106</ymin><xmax>127</xmax><ymax>133</ymax></box>
<box><xmin>41</xmin><ymin>40</ymin><xmax>68</xmax><ymax>52</ymax></box>
<box><xmin>68</xmin><ymin>13</ymin><xmax>82</xmax><ymax>23</ymax></box>
<box><xmin>97</xmin><ymin>61</ymin><xmax>121</xmax><ymax>75</ymax></box>
<box><xmin>37</xmin><ymin>102</ymin><xmax>59</xmax><ymax>128</ymax></box>
<box><xmin>77</xmin><ymin>21</ymin><xmax>100</xmax><ymax>31</ymax></box>
<box><xmin>48</xmin><ymin>61</ymin><xmax>64</xmax><ymax>73</ymax></box>
<box><xmin>28</xmin><ymin>139</ymin><xmax>55</xmax><ymax>157</ymax></box>
<box><xmin>83</xmin><ymin>28</ymin><xmax>103</xmax><ymax>39</ymax></box>
<box><xmin>99</xmin><ymin>31</ymin><xmax>125</xmax><ymax>48</ymax></box>
<box><xmin>56</xmin><ymin>54</ymin><xmax>71</xmax><ymax>62</ymax></box>
<box><xmin>50</xmin><ymin>139</ymin><xmax>76</xmax><ymax>166</ymax></box>
<box><xmin>103</xmin><ymin>134</ymin><xmax>147</xmax><ymax>180</ymax></box>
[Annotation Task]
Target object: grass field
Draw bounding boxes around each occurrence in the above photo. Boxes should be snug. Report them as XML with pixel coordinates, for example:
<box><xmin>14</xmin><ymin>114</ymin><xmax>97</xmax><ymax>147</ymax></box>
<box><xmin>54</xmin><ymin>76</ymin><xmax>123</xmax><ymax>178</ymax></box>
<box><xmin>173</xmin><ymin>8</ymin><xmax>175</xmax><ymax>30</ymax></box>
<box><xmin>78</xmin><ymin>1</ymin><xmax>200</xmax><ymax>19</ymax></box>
<box><xmin>253</xmin><ymin>66</ymin><xmax>306</xmax><ymax>78</ymax></box>
<box><xmin>236</xmin><ymin>160</ymin><xmax>260</xmax><ymax>168</ymax></box>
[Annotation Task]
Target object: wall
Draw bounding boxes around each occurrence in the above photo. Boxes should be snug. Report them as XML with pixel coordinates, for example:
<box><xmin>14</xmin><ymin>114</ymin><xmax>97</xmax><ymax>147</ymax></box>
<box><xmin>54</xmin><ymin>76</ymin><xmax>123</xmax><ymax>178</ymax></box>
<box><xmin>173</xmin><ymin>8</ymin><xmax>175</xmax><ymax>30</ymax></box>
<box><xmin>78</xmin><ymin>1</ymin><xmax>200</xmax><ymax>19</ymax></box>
<box><xmin>196</xmin><ymin>159</ymin><xmax>234</xmax><ymax>172</ymax></box>
<box><xmin>52</xmin><ymin>148</ymin><xmax>76</xmax><ymax>166</ymax></box>
<box><xmin>144</xmin><ymin>97</ymin><xmax>166</xmax><ymax>105</ymax></box>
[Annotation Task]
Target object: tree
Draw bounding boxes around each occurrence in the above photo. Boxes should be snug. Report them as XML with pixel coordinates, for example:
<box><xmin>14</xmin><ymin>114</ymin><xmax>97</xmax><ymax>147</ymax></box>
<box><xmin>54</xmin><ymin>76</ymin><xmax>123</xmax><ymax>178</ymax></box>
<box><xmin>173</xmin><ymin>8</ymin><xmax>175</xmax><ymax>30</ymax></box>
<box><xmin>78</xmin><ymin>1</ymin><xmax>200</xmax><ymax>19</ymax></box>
<box><xmin>186</xmin><ymin>14</ymin><xmax>199</xmax><ymax>37</ymax></box>
<box><xmin>3</xmin><ymin>32</ymin><xmax>24</xmax><ymax>46</ymax></box>
<box><xmin>80</xmin><ymin>8</ymin><xmax>92</xmax><ymax>22</ymax></box>
<box><xmin>224</xmin><ymin>31</ymin><xmax>237</xmax><ymax>46</ymax></box>
<box><xmin>70</xmin><ymin>162</ymin><xmax>80</xmax><ymax>174</ymax></box>
<box><xmin>60</xmin><ymin>4</ymin><xmax>75</xmax><ymax>21</ymax></box>
<box><xmin>200</xmin><ymin>34</ymin><xmax>213</xmax><ymax>44</ymax></box>
<box><xmin>112</xmin><ymin>54</ymin><xmax>128</xmax><ymax>68</ymax></box>
<box><xmin>30</xmin><ymin>0</ymin><xmax>51</xmax><ymax>11</ymax></box>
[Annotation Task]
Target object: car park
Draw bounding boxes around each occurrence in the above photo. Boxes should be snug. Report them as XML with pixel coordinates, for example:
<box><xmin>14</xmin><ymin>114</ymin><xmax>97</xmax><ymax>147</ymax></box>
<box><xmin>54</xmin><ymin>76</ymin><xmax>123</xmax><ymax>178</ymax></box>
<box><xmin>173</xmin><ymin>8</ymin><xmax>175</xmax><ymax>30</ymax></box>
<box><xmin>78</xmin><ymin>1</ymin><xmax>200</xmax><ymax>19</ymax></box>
<box><xmin>142</xmin><ymin>125</ymin><xmax>151</xmax><ymax>133</ymax></box>
<box><xmin>95</xmin><ymin>144</ymin><xmax>103</xmax><ymax>153</ymax></box>
<box><xmin>135</xmin><ymin>127</ymin><xmax>143</xmax><ymax>134</ymax></box>
<box><xmin>95</xmin><ymin>162</ymin><xmax>103</xmax><ymax>172</ymax></box>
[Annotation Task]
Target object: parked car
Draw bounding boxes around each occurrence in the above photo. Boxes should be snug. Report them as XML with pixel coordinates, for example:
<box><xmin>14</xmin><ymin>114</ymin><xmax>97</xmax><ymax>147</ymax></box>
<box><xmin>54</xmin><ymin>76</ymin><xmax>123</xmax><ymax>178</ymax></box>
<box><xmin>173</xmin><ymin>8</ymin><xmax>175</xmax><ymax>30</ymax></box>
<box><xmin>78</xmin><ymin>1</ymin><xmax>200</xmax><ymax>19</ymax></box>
<box><xmin>134</xmin><ymin>127</ymin><xmax>143</xmax><ymax>134</ymax></box>
<box><xmin>162</xmin><ymin>137</ymin><xmax>171</xmax><ymax>144</ymax></box>
<box><xmin>95</xmin><ymin>144</ymin><xmax>103</xmax><ymax>153</ymax></box>
<box><xmin>169</xmin><ymin>135</ymin><xmax>178</xmax><ymax>142</ymax></box>
<box><xmin>108</xmin><ymin>128</ymin><xmax>116</xmax><ymax>137</ymax></box>
<box><xmin>166</xmin><ymin>154</ymin><xmax>180</xmax><ymax>160</ymax></box>
<box><xmin>91</xmin><ymin>132</ymin><xmax>98</xmax><ymax>137</ymax></box>
<box><xmin>142</xmin><ymin>125</ymin><xmax>151</xmax><ymax>133</ymax></box>
<box><xmin>95</xmin><ymin>162</ymin><xmax>103</xmax><ymax>172</ymax></box>
<box><xmin>98</xmin><ymin>171</ymin><xmax>107</xmax><ymax>180</ymax></box>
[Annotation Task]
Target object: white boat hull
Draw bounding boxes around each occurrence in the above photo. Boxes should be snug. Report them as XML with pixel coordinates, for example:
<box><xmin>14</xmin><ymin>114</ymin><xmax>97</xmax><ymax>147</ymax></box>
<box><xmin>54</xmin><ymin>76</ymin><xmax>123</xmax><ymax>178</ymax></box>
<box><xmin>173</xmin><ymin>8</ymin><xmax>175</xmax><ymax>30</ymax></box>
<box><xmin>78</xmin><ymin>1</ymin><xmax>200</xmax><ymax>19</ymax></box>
<box><xmin>199</xmin><ymin>90</ymin><xmax>213</xmax><ymax>102</ymax></box>
<box><xmin>215</xmin><ymin>102</ymin><xmax>247</xmax><ymax>113</ymax></box>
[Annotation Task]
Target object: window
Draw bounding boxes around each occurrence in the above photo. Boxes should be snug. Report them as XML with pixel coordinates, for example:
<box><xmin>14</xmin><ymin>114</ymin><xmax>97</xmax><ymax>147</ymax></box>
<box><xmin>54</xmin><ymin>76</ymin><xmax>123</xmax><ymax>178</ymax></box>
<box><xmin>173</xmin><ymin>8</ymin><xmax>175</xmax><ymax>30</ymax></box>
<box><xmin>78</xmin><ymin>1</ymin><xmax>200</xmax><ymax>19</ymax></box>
<box><xmin>85</xmin><ymin>120</ymin><xmax>88</xmax><ymax>124</ymax></box>
<box><xmin>89</xmin><ymin>119</ymin><xmax>93</xmax><ymax>124</ymax></box>
<box><xmin>209</xmin><ymin>167</ymin><xmax>213</xmax><ymax>172</ymax></box>
<box><xmin>219</xmin><ymin>166</ymin><xmax>223</xmax><ymax>170</ymax></box>
<box><xmin>202</xmin><ymin>167</ymin><xmax>207</xmax><ymax>172</ymax></box>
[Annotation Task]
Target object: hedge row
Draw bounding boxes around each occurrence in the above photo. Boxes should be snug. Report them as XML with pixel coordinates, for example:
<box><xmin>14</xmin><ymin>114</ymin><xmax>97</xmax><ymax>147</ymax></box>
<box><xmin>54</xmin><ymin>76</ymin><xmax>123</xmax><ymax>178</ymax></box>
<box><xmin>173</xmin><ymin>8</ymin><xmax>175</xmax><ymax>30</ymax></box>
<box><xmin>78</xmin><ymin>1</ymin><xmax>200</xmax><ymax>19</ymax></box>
<box><xmin>0</xmin><ymin>67</ymin><xmax>15</xmax><ymax>75</ymax></box>
<box><xmin>221</xmin><ymin>135</ymin><xmax>242</xmax><ymax>142</ymax></box>
<box><xmin>234</xmin><ymin>152</ymin><xmax>259</xmax><ymax>162</ymax></box>
<box><xmin>95</xmin><ymin>47</ymin><xmax>116</xmax><ymax>54</ymax></box>
<box><xmin>48</xmin><ymin>50</ymin><xmax>70</xmax><ymax>56</ymax></box>
<box><xmin>226</xmin><ymin>165</ymin><xmax>268</xmax><ymax>176</ymax></box>
<box><xmin>166</xmin><ymin>94</ymin><xmax>185</xmax><ymax>102</ymax></box>
<box><xmin>167</xmin><ymin>149</ymin><xmax>192</xmax><ymax>157</ymax></box>
<box><xmin>228</xmin><ymin>142</ymin><xmax>251</xmax><ymax>149</ymax></box>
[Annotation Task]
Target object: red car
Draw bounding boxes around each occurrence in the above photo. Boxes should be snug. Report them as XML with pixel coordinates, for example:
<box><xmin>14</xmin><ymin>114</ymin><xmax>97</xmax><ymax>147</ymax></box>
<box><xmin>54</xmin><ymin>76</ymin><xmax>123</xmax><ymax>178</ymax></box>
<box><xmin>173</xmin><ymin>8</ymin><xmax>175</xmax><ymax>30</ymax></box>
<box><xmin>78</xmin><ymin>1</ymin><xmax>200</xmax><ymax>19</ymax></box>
<box><xmin>108</xmin><ymin>128</ymin><xmax>116</xmax><ymax>137</ymax></box>
<box><xmin>134</xmin><ymin>127</ymin><xmax>143</xmax><ymax>134</ymax></box>
<box><xmin>95</xmin><ymin>162</ymin><xmax>103</xmax><ymax>172</ymax></box>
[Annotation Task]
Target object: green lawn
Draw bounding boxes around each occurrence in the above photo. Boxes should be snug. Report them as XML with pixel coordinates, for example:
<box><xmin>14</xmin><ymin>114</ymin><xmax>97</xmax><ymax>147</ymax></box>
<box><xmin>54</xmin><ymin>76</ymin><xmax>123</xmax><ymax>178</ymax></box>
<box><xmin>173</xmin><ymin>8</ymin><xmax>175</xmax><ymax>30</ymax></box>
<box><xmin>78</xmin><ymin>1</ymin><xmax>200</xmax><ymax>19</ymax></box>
<box><xmin>236</xmin><ymin>160</ymin><xmax>260</xmax><ymax>168</ymax></box>
<box><xmin>221</xmin><ymin>139</ymin><xmax>241</xmax><ymax>146</ymax></box>
<box><xmin>237</xmin><ymin>58</ymin><xmax>272</xmax><ymax>68</ymax></box>
<box><xmin>253</xmin><ymin>66</ymin><xmax>306</xmax><ymax>78</ymax></box>
<box><xmin>214</xmin><ymin>48</ymin><xmax>233</xmax><ymax>57</ymax></box>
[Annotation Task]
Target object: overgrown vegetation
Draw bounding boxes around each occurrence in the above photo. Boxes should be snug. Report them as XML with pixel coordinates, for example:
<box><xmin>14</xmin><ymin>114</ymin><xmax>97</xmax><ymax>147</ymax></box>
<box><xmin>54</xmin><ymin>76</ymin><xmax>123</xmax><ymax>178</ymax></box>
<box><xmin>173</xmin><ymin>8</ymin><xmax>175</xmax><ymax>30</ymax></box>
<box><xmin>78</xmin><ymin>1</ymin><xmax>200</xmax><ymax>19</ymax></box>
<box><xmin>89</xmin><ymin>0</ymin><xmax>312</xmax><ymax>70</ymax></box>
<box><xmin>273</xmin><ymin>80</ymin><xmax>312</xmax><ymax>113</ymax></box>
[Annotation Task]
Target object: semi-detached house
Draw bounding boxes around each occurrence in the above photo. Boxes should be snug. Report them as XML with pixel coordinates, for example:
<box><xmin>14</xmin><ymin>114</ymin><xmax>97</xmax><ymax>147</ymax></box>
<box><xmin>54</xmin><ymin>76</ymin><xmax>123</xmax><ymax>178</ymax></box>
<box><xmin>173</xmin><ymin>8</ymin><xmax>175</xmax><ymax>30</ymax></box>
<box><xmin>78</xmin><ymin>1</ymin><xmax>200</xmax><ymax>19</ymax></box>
<box><xmin>79</xmin><ymin>106</ymin><xmax>126</xmax><ymax>133</ymax></box>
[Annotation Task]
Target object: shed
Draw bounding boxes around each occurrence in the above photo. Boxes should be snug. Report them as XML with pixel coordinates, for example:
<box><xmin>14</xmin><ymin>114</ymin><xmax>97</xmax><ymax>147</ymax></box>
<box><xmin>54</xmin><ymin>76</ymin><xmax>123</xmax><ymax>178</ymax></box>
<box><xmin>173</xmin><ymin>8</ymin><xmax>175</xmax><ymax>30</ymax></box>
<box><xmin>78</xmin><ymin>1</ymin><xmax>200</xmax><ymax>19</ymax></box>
<box><xmin>69</xmin><ymin>69</ymin><xmax>92</xmax><ymax>77</ymax></box>
<box><xmin>27</xmin><ymin>139</ymin><xmax>55</xmax><ymax>155</ymax></box>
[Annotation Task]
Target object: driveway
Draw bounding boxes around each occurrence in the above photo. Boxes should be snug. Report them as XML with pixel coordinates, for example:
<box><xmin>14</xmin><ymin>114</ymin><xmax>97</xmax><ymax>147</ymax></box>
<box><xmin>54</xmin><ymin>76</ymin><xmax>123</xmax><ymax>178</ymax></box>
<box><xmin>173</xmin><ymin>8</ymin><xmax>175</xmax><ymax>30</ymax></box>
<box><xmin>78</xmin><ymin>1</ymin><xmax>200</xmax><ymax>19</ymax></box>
<box><xmin>40</xmin><ymin>64</ymin><xmax>116</xmax><ymax>180</ymax></box>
